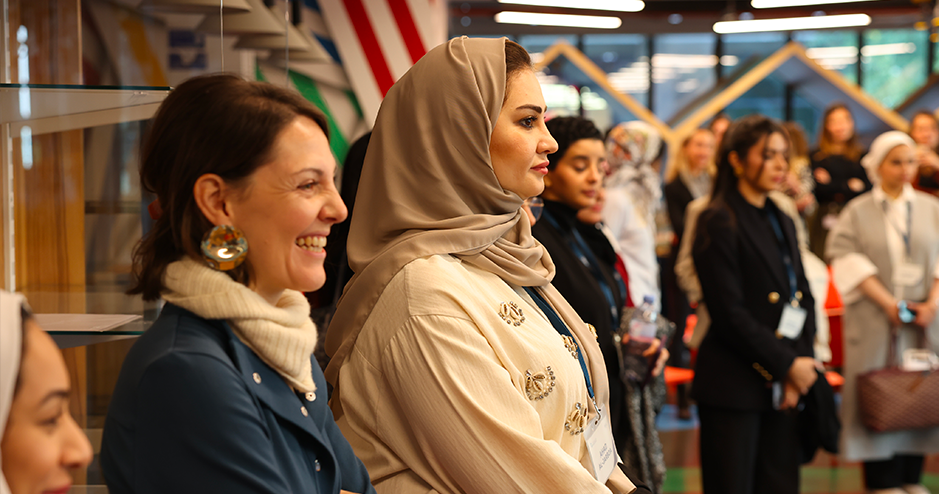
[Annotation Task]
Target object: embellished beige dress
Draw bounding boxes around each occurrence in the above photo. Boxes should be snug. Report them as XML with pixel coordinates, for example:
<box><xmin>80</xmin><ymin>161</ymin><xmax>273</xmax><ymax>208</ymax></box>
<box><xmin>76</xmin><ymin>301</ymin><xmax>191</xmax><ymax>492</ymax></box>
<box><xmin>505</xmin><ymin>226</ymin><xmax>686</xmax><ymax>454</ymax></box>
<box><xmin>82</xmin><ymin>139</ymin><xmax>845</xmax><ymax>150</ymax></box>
<box><xmin>330</xmin><ymin>254</ymin><xmax>633</xmax><ymax>493</ymax></box>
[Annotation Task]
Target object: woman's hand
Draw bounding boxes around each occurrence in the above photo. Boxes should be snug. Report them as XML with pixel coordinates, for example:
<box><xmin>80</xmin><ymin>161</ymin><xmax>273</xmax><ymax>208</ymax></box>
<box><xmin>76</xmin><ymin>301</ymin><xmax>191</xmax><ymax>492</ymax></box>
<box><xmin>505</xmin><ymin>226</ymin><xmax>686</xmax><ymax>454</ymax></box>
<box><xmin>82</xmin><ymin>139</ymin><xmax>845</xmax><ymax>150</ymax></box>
<box><xmin>814</xmin><ymin>167</ymin><xmax>831</xmax><ymax>185</ymax></box>
<box><xmin>650</xmin><ymin>346</ymin><xmax>669</xmax><ymax>377</ymax></box>
<box><xmin>780</xmin><ymin>381</ymin><xmax>801</xmax><ymax>410</ymax></box>
<box><xmin>795</xmin><ymin>193</ymin><xmax>816</xmax><ymax>213</ymax></box>
<box><xmin>910</xmin><ymin>300</ymin><xmax>938</xmax><ymax>328</ymax></box>
<box><xmin>882</xmin><ymin>299</ymin><xmax>902</xmax><ymax>327</ymax></box>
<box><xmin>847</xmin><ymin>177</ymin><xmax>865</xmax><ymax>192</ymax></box>
<box><xmin>787</xmin><ymin>357</ymin><xmax>818</xmax><ymax>395</ymax></box>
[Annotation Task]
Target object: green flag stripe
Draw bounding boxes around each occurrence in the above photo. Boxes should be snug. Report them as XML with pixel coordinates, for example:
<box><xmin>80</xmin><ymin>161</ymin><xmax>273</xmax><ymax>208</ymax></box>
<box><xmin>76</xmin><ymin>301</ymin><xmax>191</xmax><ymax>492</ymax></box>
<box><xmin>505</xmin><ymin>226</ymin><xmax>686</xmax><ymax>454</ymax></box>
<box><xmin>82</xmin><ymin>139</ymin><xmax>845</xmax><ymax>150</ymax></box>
<box><xmin>288</xmin><ymin>70</ymin><xmax>350</xmax><ymax>164</ymax></box>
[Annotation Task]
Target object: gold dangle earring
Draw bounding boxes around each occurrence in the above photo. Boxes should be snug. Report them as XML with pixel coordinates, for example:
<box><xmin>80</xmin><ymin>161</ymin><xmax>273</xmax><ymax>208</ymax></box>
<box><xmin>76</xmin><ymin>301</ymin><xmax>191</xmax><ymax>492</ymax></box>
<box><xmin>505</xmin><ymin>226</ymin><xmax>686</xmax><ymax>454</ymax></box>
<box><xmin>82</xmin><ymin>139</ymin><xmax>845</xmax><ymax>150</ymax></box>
<box><xmin>201</xmin><ymin>225</ymin><xmax>248</xmax><ymax>271</ymax></box>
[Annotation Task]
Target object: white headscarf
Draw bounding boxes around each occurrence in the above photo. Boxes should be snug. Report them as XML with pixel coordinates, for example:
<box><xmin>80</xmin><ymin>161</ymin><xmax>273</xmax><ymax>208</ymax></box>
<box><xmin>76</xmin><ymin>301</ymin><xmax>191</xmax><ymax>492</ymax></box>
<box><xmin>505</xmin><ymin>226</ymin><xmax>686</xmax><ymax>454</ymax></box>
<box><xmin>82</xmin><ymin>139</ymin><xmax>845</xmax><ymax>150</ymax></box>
<box><xmin>0</xmin><ymin>290</ymin><xmax>26</xmax><ymax>494</ymax></box>
<box><xmin>860</xmin><ymin>130</ymin><xmax>915</xmax><ymax>185</ymax></box>
<box><xmin>604</xmin><ymin>121</ymin><xmax>664</xmax><ymax>220</ymax></box>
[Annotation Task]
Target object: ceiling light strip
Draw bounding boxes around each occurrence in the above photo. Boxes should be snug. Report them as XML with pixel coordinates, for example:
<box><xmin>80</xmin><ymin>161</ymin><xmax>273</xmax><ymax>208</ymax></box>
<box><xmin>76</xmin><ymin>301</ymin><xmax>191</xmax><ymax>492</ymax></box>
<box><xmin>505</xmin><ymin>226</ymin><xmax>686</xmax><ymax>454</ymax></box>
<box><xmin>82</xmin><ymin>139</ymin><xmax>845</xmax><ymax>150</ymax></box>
<box><xmin>713</xmin><ymin>13</ymin><xmax>870</xmax><ymax>34</ymax></box>
<box><xmin>751</xmin><ymin>0</ymin><xmax>879</xmax><ymax>8</ymax></box>
<box><xmin>496</xmin><ymin>0</ymin><xmax>643</xmax><ymax>12</ymax></box>
<box><xmin>495</xmin><ymin>11</ymin><xmax>622</xmax><ymax>29</ymax></box>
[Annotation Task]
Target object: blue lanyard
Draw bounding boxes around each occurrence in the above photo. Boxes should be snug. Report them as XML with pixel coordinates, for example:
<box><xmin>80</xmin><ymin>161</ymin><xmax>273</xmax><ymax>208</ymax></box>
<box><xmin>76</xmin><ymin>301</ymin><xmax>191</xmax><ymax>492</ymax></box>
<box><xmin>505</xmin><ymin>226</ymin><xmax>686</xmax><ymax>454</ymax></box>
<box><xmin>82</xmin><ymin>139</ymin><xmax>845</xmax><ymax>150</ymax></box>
<box><xmin>766</xmin><ymin>209</ymin><xmax>798</xmax><ymax>303</ymax></box>
<box><xmin>522</xmin><ymin>286</ymin><xmax>596</xmax><ymax>403</ymax></box>
<box><xmin>542</xmin><ymin>210</ymin><xmax>625</xmax><ymax>329</ymax></box>
<box><xmin>882</xmin><ymin>200</ymin><xmax>912</xmax><ymax>258</ymax></box>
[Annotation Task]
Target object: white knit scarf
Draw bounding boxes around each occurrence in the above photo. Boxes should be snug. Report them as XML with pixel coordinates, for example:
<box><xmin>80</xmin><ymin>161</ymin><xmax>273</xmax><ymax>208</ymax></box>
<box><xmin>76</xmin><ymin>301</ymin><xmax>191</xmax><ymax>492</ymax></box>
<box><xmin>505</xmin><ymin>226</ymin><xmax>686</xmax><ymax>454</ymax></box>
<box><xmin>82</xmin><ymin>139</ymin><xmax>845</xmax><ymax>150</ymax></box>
<box><xmin>162</xmin><ymin>258</ymin><xmax>318</xmax><ymax>393</ymax></box>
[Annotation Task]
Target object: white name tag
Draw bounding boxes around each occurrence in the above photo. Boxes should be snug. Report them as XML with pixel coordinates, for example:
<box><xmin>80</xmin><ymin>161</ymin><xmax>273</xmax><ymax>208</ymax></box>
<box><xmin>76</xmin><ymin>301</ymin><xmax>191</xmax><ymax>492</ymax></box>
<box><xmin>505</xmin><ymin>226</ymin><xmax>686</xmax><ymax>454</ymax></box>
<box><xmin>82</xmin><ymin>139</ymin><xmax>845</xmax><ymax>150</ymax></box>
<box><xmin>893</xmin><ymin>262</ymin><xmax>924</xmax><ymax>287</ymax></box>
<box><xmin>777</xmin><ymin>304</ymin><xmax>807</xmax><ymax>340</ymax></box>
<box><xmin>584</xmin><ymin>410</ymin><xmax>617</xmax><ymax>483</ymax></box>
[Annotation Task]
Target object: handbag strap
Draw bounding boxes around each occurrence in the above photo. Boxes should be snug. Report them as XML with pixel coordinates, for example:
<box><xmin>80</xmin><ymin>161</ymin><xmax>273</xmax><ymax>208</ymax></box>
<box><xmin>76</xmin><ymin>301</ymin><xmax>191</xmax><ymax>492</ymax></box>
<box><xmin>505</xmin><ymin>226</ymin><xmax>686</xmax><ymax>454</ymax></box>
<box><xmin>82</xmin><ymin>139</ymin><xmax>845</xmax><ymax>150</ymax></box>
<box><xmin>887</xmin><ymin>322</ymin><xmax>930</xmax><ymax>368</ymax></box>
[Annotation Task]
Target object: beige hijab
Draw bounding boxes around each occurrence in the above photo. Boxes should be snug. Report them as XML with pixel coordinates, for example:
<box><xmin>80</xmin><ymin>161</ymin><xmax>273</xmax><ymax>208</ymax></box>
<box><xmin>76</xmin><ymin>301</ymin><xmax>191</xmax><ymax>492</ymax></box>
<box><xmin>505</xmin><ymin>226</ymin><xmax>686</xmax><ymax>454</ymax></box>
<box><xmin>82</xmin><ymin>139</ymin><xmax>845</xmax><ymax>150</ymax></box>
<box><xmin>1</xmin><ymin>290</ymin><xmax>25</xmax><ymax>494</ymax></box>
<box><xmin>324</xmin><ymin>37</ymin><xmax>611</xmax><ymax>415</ymax></box>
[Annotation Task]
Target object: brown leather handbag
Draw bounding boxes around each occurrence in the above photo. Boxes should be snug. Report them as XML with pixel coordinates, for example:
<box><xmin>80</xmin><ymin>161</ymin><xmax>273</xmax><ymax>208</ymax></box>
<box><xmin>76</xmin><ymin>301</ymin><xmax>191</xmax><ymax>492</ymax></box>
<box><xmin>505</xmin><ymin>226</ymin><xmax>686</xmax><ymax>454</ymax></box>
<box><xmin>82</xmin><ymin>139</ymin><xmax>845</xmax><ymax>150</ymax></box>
<box><xmin>856</xmin><ymin>332</ymin><xmax>939</xmax><ymax>433</ymax></box>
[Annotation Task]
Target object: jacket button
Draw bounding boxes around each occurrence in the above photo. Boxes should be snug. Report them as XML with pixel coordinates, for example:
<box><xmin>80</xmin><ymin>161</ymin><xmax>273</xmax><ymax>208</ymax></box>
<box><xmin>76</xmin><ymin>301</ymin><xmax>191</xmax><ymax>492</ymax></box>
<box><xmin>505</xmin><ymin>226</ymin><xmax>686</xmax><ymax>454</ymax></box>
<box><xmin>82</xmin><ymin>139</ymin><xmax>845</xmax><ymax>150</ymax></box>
<box><xmin>768</xmin><ymin>292</ymin><xmax>780</xmax><ymax>303</ymax></box>
<box><xmin>752</xmin><ymin>363</ymin><xmax>759</xmax><ymax>369</ymax></box>
<box><xmin>795</xmin><ymin>290</ymin><xmax>803</xmax><ymax>301</ymax></box>
<box><xmin>315</xmin><ymin>459</ymin><xmax>321</xmax><ymax>472</ymax></box>
<box><xmin>252</xmin><ymin>373</ymin><xmax>261</xmax><ymax>384</ymax></box>
<box><xmin>300</xmin><ymin>406</ymin><xmax>309</xmax><ymax>417</ymax></box>
<box><xmin>305</xmin><ymin>392</ymin><xmax>316</xmax><ymax>402</ymax></box>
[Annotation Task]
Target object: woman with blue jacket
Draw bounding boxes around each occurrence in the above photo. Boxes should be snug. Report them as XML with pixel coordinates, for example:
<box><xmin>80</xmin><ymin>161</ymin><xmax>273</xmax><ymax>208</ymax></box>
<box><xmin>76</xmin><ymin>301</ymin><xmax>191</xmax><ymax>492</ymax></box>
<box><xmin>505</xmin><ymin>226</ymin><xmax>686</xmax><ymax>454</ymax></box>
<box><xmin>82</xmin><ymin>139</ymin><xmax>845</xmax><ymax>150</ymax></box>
<box><xmin>100</xmin><ymin>74</ymin><xmax>374</xmax><ymax>494</ymax></box>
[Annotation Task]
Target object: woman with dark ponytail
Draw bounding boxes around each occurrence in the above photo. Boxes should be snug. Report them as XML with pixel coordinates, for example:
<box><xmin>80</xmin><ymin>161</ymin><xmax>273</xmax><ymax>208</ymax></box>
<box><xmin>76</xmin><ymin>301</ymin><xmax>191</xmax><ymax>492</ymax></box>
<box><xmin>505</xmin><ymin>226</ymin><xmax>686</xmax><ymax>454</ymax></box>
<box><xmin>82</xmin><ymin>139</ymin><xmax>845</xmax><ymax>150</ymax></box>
<box><xmin>692</xmin><ymin>115</ymin><xmax>817</xmax><ymax>494</ymax></box>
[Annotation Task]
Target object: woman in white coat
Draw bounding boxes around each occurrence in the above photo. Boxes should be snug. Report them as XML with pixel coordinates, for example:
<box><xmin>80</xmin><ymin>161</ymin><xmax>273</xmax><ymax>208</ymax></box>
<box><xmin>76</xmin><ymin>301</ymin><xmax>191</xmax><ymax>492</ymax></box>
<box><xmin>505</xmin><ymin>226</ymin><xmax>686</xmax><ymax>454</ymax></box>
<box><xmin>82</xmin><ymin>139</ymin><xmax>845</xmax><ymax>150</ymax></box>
<box><xmin>827</xmin><ymin>131</ymin><xmax>939</xmax><ymax>494</ymax></box>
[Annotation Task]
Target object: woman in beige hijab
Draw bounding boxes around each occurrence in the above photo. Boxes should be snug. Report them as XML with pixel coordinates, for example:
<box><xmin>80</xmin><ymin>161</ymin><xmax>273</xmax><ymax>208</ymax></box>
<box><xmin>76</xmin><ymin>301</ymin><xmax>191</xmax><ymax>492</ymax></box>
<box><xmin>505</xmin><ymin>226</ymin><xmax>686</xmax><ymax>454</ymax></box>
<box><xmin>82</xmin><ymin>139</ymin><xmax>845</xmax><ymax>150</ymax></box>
<box><xmin>325</xmin><ymin>37</ymin><xmax>645</xmax><ymax>494</ymax></box>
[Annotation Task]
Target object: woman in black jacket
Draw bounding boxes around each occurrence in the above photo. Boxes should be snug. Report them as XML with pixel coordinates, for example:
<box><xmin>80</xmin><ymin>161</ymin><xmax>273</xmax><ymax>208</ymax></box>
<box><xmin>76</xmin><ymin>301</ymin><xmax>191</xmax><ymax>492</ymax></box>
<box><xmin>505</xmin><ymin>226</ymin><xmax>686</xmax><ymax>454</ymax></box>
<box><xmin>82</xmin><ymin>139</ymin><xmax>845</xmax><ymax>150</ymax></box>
<box><xmin>692</xmin><ymin>115</ymin><xmax>817</xmax><ymax>494</ymax></box>
<box><xmin>808</xmin><ymin>102</ymin><xmax>870</xmax><ymax>257</ymax></box>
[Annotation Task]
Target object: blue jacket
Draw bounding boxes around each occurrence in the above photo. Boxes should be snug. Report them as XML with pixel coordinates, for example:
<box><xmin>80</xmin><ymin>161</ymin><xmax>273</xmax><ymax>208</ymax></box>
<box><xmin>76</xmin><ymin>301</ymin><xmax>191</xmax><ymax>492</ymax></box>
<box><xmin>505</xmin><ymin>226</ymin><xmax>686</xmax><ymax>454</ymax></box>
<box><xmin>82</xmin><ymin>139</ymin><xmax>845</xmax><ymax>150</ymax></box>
<box><xmin>101</xmin><ymin>304</ymin><xmax>375</xmax><ymax>494</ymax></box>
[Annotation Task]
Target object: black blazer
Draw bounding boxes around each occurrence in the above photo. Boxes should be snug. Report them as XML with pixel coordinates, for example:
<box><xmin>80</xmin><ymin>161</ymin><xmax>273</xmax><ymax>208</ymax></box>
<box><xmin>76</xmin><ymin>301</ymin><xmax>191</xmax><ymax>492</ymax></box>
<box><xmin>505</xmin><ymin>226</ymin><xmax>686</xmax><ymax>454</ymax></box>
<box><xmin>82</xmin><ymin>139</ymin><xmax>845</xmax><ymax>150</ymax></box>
<box><xmin>664</xmin><ymin>178</ymin><xmax>695</xmax><ymax>246</ymax></box>
<box><xmin>691</xmin><ymin>190</ymin><xmax>816</xmax><ymax>411</ymax></box>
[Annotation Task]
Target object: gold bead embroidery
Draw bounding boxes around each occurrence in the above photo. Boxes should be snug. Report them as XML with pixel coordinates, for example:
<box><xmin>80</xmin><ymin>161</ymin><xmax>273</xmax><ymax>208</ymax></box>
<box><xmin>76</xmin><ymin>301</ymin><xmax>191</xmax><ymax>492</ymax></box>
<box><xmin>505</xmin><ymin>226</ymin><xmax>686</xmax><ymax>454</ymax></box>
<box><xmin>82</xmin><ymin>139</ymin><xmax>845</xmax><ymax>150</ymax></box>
<box><xmin>587</xmin><ymin>323</ymin><xmax>598</xmax><ymax>340</ymax></box>
<box><xmin>498</xmin><ymin>301</ymin><xmax>525</xmax><ymax>326</ymax></box>
<box><xmin>565</xmin><ymin>402</ymin><xmax>588</xmax><ymax>435</ymax></box>
<box><xmin>525</xmin><ymin>366</ymin><xmax>556</xmax><ymax>400</ymax></box>
<box><xmin>561</xmin><ymin>335</ymin><xmax>579</xmax><ymax>360</ymax></box>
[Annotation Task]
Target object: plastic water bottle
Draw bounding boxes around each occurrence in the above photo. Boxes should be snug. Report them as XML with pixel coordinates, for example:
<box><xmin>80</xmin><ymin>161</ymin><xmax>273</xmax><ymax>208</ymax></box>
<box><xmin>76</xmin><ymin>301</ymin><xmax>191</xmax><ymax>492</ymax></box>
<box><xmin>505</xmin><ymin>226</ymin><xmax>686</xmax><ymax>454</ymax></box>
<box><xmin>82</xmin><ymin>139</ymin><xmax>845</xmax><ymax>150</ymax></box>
<box><xmin>622</xmin><ymin>295</ymin><xmax>658</xmax><ymax>383</ymax></box>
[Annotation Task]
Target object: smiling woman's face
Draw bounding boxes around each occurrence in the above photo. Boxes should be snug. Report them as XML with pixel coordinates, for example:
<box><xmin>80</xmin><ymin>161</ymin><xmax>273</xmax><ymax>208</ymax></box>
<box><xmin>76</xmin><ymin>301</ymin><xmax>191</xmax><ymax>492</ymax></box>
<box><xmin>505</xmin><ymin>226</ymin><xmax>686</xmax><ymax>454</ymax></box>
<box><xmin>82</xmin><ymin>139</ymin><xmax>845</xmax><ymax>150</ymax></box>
<box><xmin>226</xmin><ymin>116</ymin><xmax>348</xmax><ymax>302</ymax></box>
<box><xmin>1</xmin><ymin>320</ymin><xmax>92</xmax><ymax>494</ymax></box>
<box><xmin>489</xmin><ymin>69</ymin><xmax>559</xmax><ymax>200</ymax></box>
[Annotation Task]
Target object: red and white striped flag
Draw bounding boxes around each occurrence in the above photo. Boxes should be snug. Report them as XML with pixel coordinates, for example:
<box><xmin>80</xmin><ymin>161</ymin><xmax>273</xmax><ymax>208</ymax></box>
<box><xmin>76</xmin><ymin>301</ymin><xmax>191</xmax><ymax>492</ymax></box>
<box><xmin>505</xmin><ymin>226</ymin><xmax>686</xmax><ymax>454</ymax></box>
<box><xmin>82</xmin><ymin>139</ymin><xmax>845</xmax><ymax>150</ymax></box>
<box><xmin>319</xmin><ymin>0</ymin><xmax>446</xmax><ymax>125</ymax></box>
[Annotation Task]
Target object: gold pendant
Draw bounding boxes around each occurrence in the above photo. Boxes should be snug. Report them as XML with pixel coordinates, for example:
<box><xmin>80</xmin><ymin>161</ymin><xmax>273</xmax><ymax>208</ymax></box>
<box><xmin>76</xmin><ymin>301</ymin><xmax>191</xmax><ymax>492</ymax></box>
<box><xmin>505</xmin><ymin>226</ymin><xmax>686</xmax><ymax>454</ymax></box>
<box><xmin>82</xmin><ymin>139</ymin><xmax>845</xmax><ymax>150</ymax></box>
<box><xmin>498</xmin><ymin>301</ymin><xmax>525</xmax><ymax>326</ymax></box>
<box><xmin>525</xmin><ymin>366</ymin><xmax>556</xmax><ymax>400</ymax></box>
<box><xmin>565</xmin><ymin>402</ymin><xmax>588</xmax><ymax>435</ymax></box>
<box><xmin>561</xmin><ymin>335</ymin><xmax>579</xmax><ymax>360</ymax></box>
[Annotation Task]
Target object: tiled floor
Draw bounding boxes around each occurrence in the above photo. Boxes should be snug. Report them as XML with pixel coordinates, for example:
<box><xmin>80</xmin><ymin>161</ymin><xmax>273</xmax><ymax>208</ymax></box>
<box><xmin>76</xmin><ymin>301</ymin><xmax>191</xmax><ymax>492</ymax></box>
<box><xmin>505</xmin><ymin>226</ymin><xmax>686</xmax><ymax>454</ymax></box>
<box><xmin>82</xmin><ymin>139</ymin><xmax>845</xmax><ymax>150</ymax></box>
<box><xmin>656</xmin><ymin>404</ymin><xmax>939</xmax><ymax>494</ymax></box>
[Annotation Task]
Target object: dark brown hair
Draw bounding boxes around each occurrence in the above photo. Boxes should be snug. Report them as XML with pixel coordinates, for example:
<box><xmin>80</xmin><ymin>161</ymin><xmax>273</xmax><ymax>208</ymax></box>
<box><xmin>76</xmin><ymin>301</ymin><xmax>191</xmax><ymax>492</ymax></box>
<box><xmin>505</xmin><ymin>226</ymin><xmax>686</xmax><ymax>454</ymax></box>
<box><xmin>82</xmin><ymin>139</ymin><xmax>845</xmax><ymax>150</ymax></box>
<box><xmin>504</xmin><ymin>39</ymin><xmax>533</xmax><ymax>102</ymax></box>
<box><xmin>128</xmin><ymin>74</ymin><xmax>329</xmax><ymax>301</ymax></box>
<box><xmin>814</xmin><ymin>102</ymin><xmax>863</xmax><ymax>162</ymax></box>
<box><xmin>910</xmin><ymin>110</ymin><xmax>939</xmax><ymax>153</ymax></box>
<box><xmin>14</xmin><ymin>302</ymin><xmax>33</xmax><ymax>395</ymax></box>
<box><xmin>544</xmin><ymin>116</ymin><xmax>603</xmax><ymax>171</ymax></box>
<box><xmin>783</xmin><ymin>121</ymin><xmax>809</xmax><ymax>161</ymax></box>
<box><xmin>700</xmin><ymin>114</ymin><xmax>788</xmax><ymax>236</ymax></box>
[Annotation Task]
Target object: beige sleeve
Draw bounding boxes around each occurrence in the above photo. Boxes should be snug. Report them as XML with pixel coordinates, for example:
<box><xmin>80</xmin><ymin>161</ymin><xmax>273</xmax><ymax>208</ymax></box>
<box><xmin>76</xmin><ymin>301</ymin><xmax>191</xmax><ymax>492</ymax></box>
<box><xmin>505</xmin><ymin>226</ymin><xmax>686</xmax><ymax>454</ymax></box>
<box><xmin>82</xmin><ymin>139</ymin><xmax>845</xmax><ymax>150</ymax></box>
<box><xmin>675</xmin><ymin>198</ymin><xmax>706</xmax><ymax>302</ymax></box>
<box><xmin>382</xmin><ymin>314</ymin><xmax>614</xmax><ymax>494</ymax></box>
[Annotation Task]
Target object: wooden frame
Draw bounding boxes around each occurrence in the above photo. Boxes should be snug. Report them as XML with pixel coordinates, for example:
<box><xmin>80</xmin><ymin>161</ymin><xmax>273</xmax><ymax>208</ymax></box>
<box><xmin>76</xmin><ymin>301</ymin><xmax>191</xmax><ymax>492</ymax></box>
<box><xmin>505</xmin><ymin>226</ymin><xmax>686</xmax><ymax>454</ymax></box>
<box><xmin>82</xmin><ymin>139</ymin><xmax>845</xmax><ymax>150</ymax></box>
<box><xmin>671</xmin><ymin>41</ymin><xmax>908</xmax><ymax>142</ymax></box>
<box><xmin>894</xmin><ymin>73</ymin><xmax>939</xmax><ymax>120</ymax></box>
<box><xmin>533</xmin><ymin>39</ymin><xmax>675</xmax><ymax>147</ymax></box>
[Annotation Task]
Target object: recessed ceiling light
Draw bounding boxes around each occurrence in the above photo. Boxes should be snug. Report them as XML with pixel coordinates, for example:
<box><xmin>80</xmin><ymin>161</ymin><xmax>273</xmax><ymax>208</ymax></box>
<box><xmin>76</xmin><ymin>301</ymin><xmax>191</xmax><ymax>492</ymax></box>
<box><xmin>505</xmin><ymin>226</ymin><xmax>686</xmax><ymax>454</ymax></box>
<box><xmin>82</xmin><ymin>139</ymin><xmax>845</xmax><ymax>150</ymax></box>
<box><xmin>751</xmin><ymin>0</ymin><xmax>879</xmax><ymax>8</ymax></box>
<box><xmin>495</xmin><ymin>11</ymin><xmax>623</xmax><ymax>29</ymax></box>
<box><xmin>713</xmin><ymin>13</ymin><xmax>870</xmax><ymax>34</ymax></box>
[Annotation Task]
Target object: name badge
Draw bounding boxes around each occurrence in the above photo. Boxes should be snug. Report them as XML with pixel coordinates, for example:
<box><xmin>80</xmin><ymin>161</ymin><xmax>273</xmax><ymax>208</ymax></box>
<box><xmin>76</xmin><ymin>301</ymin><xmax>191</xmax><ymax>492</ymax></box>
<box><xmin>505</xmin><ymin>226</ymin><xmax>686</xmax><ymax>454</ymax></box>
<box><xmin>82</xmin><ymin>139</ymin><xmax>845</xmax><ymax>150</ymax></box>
<box><xmin>893</xmin><ymin>262</ymin><xmax>924</xmax><ymax>287</ymax></box>
<box><xmin>584</xmin><ymin>410</ymin><xmax>617</xmax><ymax>483</ymax></box>
<box><xmin>777</xmin><ymin>304</ymin><xmax>807</xmax><ymax>340</ymax></box>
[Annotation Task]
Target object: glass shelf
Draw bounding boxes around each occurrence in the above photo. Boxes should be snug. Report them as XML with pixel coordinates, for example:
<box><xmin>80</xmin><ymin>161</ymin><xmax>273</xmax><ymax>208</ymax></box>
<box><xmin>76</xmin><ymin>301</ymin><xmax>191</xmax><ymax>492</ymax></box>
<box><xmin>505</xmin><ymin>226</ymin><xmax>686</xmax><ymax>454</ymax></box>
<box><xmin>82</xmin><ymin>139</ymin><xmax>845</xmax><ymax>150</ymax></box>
<box><xmin>0</xmin><ymin>83</ymin><xmax>171</xmax><ymax>136</ymax></box>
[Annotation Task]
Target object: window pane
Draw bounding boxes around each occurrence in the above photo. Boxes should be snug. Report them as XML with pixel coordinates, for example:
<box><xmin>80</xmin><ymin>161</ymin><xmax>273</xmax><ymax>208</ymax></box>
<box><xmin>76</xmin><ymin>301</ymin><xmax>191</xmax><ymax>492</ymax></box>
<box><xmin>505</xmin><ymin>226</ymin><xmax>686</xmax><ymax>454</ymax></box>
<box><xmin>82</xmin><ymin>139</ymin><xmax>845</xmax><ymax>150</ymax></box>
<box><xmin>723</xmin><ymin>76</ymin><xmax>786</xmax><ymax>123</ymax></box>
<box><xmin>720</xmin><ymin>32</ymin><xmax>787</xmax><ymax>77</ymax></box>
<box><xmin>519</xmin><ymin>34</ymin><xmax>577</xmax><ymax>55</ymax></box>
<box><xmin>582</xmin><ymin>34</ymin><xmax>649</xmax><ymax>108</ymax></box>
<box><xmin>793</xmin><ymin>30</ymin><xmax>858</xmax><ymax>84</ymax></box>
<box><xmin>653</xmin><ymin>33</ymin><xmax>718</xmax><ymax>122</ymax></box>
<box><xmin>862</xmin><ymin>28</ymin><xmax>928</xmax><ymax>109</ymax></box>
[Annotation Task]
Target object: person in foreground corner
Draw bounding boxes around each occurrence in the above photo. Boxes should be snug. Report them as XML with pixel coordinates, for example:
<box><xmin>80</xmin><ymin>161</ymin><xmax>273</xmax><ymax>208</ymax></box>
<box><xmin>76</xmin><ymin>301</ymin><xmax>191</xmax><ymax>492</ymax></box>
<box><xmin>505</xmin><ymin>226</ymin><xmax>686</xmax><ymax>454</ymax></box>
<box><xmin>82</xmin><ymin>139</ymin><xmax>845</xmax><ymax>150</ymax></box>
<box><xmin>324</xmin><ymin>36</ymin><xmax>649</xmax><ymax>493</ymax></box>
<box><xmin>99</xmin><ymin>74</ymin><xmax>374</xmax><ymax>494</ymax></box>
